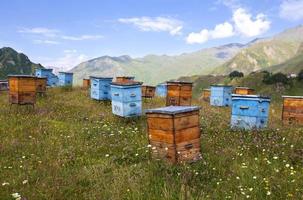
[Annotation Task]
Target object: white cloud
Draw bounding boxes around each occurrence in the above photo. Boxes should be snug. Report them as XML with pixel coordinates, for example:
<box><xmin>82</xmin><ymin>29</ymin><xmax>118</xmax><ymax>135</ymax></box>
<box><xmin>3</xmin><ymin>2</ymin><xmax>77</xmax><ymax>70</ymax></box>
<box><xmin>232</xmin><ymin>8</ymin><xmax>271</xmax><ymax>37</ymax></box>
<box><xmin>34</xmin><ymin>40</ymin><xmax>60</xmax><ymax>45</ymax></box>
<box><xmin>186</xmin><ymin>22</ymin><xmax>234</xmax><ymax>44</ymax></box>
<box><xmin>118</xmin><ymin>17</ymin><xmax>183</xmax><ymax>35</ymax></box>
<box><xmin>215</xmin><ymin>0</ymin><xmax>241</xmax><ymax>10</ymax></box>
<box><xmin>18</xmin><ymin>27</ymin><xmax>59</xmax><ymax>37</ymax></box>
<box><xmin>61</xmin><ymin>34</ymin><xmax>104</xmax><ymax>41</ymax></box>
<box><xmin>280</xmin><ymin>0</ymin><xmax>303</xmax><ymax>21</ymax></box>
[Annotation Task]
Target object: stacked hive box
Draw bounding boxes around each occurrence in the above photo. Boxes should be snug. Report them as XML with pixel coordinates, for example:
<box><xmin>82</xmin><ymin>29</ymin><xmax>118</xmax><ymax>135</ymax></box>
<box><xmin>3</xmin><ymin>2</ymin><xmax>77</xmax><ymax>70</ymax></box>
<box><xmin>234</xmin><ymin>87</ymin><xmax>255</xmax><ymax>95</ymax></box>
<box><xmin>155</xmin><ymin>83</ymin><xmax>167</xmax><ymax>97</ymax></box>
<box><xmin>201</xmin><ymin>89</ymin><xmax>211</xmax><ymax>102</ymax></box>
<box><xmin>58</xmin><ymin>72</ymin><xmax>73</xmax><ymax>86</ymax></box>
<box><xmin>111</xmin><ymin>82</ymin><xmax>142</xmax><ymax>117</ymax></box>
<box><xmin>35</xmin><ymin>68</ymin><xmax>58</xmax><ymax>86</ymax></box>
<box><xmin>231</xmin><ymin>95</ymin><xmax>271</xmax><ymax>130</ymax></box>
<box><xmin>90</xmin><ymin>76</ymin><xmax>113</xmax><ymax>100</ymax></box>
<box><xmin>146</xmin><ymin>106</ymin><xmax>201</xmax><ymax>164</ymax></box>
<box><xmin>282</xmin><ymin>96</ymin><xmax>303</xmax><ymax>124</ymax></box>
<box><xmin>142</xmin><ymin>85</ymin><xmax>156</xmax><ymax>98</ymax></box>
<box><xmin>210</xmin><ymin>85</ymin><xmax>233</xmax><ymax>107</ymax></box>
<box><xmin>8</xmin><ymin>75</ymin><xmax>37</xmax><ymax>105</ymax></box>
<box><xmin>0</xmin><ymin>80</ymin><xmax>8</xmax><ymax>91</ymax></box>
<box><xmin>116</xmin><ymin>76</ymin><xmax>135</xmax><ymax>83</ymax></box>
<box><xmin>166</xmin><ymin>81</ymin><xmax>193</xmax><ymax>106</ymax></box>
<box><xmin>36</xmin><ymin>77</ymin><xmax>47</xmax><ymax>95</ymax></box>
<box><xmin>83</xmin><ymin>79</ymin><xmax>90</xmax><ymax>89</ymax></box>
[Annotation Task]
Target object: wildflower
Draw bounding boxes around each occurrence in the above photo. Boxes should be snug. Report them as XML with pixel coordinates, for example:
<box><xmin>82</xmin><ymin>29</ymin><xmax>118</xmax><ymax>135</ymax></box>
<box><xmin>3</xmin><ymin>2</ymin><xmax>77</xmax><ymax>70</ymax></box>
<box><xmin>266</xmin><ymin>191</ymin><xmax>271</xmax><ymax>196</ymax></box>
<box><xmin>236</xmin><ymin>176</ymin><xmax>240</xmax><ymax>180</ymax></box>
<box><xmin>11</xmin><ymin>193</ymin><xmax>21</xmax><ymax>199</ymax></box>
<box><xmin>22</xmin><ymin>156</ymin><xmax>26</xmax><ymax>159</ymax></box>
<box><xmin>105</xmin><ymin>154</ymin><xmax>109</xmax><ymax>157</ymax></box>
<box><xmin>22</xmin><ymin>180</ymin><xmax>28</xmax><ymax>184</ymax></box>
<box><xmin>253</xmin><ymin>176</ymin><xmax>257</xmax><ymax>179</ymax></box>
<box><xmin>147</xmin><ymin>144</ymin><xmax>152</xmax><ymax>148</ymax></box>
<box><xmin>135</xmin><ymin>153</ymin><xmax>139</xmax><ymax>156</ymax></box>
<box><xmin>249</xmin><ymin>188</ymin><xmax>253</xmax><ymax>191</ymax></box>
<box><xmin>273</xmin><ymin>156</ymin><xmax>278</xmax><ymax>160</ymax></box>
<box><xmin>286</xmin><ymin>164</ymin><xmax>290</xmax><ymax>168</ymax></box>
<box><xmin>2</xmin><ymin>182</ymin><xmax>9</xmax><ymax>186</ymax></box>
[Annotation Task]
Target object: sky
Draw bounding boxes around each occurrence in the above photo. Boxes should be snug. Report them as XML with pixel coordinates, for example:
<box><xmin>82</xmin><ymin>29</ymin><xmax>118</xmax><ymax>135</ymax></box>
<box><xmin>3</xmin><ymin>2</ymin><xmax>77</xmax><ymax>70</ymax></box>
<box><xmin>0</xmin><ymin>0</ymin><xmax>303</xmax><ymax>70</ymax></box>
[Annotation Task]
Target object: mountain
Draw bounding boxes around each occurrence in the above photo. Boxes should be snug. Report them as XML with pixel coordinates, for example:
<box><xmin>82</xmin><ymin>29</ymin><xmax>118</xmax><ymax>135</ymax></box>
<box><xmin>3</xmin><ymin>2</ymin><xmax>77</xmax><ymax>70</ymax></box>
<box><xmin>212</xmin><ymin>25</ymin><xmax>303</xmax><ymax>75</ymax></box>
<box><xmin>71</xmin><ymin>43</ymin><xmax>246</xmax><ymax>85</ymax></box>
<box><xmin>0</xmin><ymin>47</ymin><xmax>43</xmax><ymax>79</ymax></box>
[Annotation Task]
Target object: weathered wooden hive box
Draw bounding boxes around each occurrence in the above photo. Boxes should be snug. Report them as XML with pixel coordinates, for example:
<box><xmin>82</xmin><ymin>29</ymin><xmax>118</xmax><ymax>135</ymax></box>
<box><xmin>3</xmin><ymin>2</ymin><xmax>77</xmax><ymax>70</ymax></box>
<box><xmin>234</xmin><ymin>87</ymin><xmax>255</xmax><ymax>95</ymax></box>
<box><xmin>166</xmin><ymin>81</ymin><xmax>193</xmax><ymax>106</ymax></box>
<box><xmin>156</xmin><ymin>83</ymin><xmax>167</xmax><ymax>97</ymax></box>
<box><xmin>8</xmin><ymin>75</ymin><xmax>37</xmax><ymax>105</ymax></box>
<box><xmin>142</xmin><ymin>85</ymin><xmax>156</xmax><ymax>98</ymax></box>
<box><xmin>82</xmin><ymin>79</ymin><xmax>90</xmax><ymax>89</ymax></box>
<box><xmin>35</xmin><ymin>68</ymin><xmax>58</xmax><ymax>86</ymax></box>
<box><xmin>0</xmin><ymin>80</ymin><xmax>9</xmax><ymax>91</ymax></box>
<box><xmin>116</xmin><ymin>76</ymin><xmax>135</xmax><ymax>83</ymax></box>
<box><xmin>231</xmin><ymin>95</ymin><xmax>271</xmax><ymax>130</ymax></box>
<box><xmin>146</xmin><ymin>106</ymin><xmax>201</xmax><ymax>164</ymax></box>
<box><xmin>210</xmin><ymin>85</ymin><xmax>233</xmax><ymax>107</ymax></box>
<box><xmin>110</xmin><ymin>82</ymin><xmax>142</xmax><ymax>117</ymax></box>
<box><xmin>36</xmin><ymin>77</ymin><xmax>47</xmax><ymax>94</ymax></box>
<box><xmin>58</xmin><ymin>72</ymin><xmax>73</xmax><ymax>86</ymax></box>
<box><xmin>282</xmin><ymin>96</ymin><xmax>303</xmax><ymax>124</ymax></box>
<box><xmin>90</xmin><ymin>76</ymin><xmax>113</xmax><ymax>100</ymax></box>
<box><xmin>201</xmin><ymin>89</ymin><xmax>211</xmax><ymax>102</ymax></box>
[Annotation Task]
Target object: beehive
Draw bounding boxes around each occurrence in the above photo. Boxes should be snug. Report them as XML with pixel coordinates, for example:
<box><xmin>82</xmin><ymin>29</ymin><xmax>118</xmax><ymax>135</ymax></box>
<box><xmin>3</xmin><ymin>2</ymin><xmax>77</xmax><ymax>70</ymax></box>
<box><xmin>210</xmin><ymin>85</ymin><xmax>233</xmax><ymax>107</ymax></box>
<box><xmin>146</xmin><ymin>106</ymin><xmax>201</xmax><ymax>164</ymax></box>
<box><xmin>90</xmin><ymin>76</ymin><xmax>113</xmax><ymax>100</ymax></box>
<box><xmin>201</xmin><ymin>89</ymin><xmax>211</xmax><ymax>102</ymax></box>
<box><xmin>231</xmin><ymin>95</ymin><xmax>271</xmax><ymax>130</ymax></box>
<box><xmin>58</xmin><ymin>72</ymin><xmax>73</xmax><ymax>86</ymax></box>
<box><xmin>142</xmin><ymin>85</ymin><xmax>156</xmax><ymax>98</ymax></box>
<box><xmin>8</xmin><ymin>75</ymin><xmax>37</xmax><ymax>105</ymax></box>
<box><xmin>83</xmin><ymin>79</ymin><xmax>90</xmax><ymax>89</ymax></box>
<box><xmin>166</xmin><ymin>81</ymin><xmax>193</xmax><ymax>106</ymax></box>
<box><xmin>282</xmin><ymin>96</ymin><xmax>303</xmax><ymax>124</ymax></box>
<box><xmin>155</xmin><ymin>83</ymin><xmax>167</xmax><ymax>97</ymax></box>
<box><xmin>36</xmin><ymin>77</ymin><xmax>47</xmax><ymax>95</ymax></box>
<box><xmin>110</xmin><ymin>82</ymin><xmax>142</xmax><ymax>117</ymax></box>
<box><xmin>0</xmin><ymin>80</ymin><xmax>8</xmax><ymax>91</ymax></box>
<box><xmin>116</xmin><ymin>76</ymin><xmax>135</xmax><ymax>83</ymax></box>
<box><xmin>35</xmin><ymin>68</ymin><xmax>58</xmax><ymax>86</ymax></box>
<box><xmin>234</xmin><ymin>87</ymin><xmax>255</xmax><ymax>95</ymax></box>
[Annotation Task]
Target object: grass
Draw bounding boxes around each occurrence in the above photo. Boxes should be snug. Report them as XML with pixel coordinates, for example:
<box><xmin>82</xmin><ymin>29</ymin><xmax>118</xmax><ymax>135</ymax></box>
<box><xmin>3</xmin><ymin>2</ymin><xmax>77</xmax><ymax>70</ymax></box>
<box><xmin>0</xmin><ymin>87</ymin><xmax>303</xmax><ymax>200</ymax></box>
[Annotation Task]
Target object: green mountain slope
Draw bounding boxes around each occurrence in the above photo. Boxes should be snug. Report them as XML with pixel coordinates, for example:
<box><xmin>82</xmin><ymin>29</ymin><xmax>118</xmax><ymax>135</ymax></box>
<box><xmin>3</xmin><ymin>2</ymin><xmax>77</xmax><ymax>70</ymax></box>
<box><xmin>0</xmin><ymin>47</ymin><xmax>43</xmax><ymax>79</ymax></box>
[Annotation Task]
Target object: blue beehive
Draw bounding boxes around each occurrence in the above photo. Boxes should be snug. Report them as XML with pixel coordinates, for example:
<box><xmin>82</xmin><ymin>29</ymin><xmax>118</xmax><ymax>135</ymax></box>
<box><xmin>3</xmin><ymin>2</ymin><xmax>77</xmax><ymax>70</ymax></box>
<box><xmin>110</xmin><ymin>82</ymin><xmax>143</xmax><ymax>117</ymax></box>
<box><xmin>35</xmin><ymin>68</ymin><xmax>58</xmax><ymax>86</ymax></box>
<box><xmin>156</xmin><ymin>83</ymin><xmax>167</xmax><ymax>97</ymax></box>
<box><xmin>231</xmin><ymin>95</ymin><xmax>271</xmax><ymax>130</ymax></box>
<box><xmin>210</xmin><ymin>85</ymin><xmax>233</xmax><ymax>107</ymax></box>
<box><xmin>58</xmin><ymin>72</ymin><xmax>73</xmax><ymax>86</ymax></box>
<box><xmin>90</xmin><ymin>76</ymin><xmax>113</xmax><ymax>100</ymax></box>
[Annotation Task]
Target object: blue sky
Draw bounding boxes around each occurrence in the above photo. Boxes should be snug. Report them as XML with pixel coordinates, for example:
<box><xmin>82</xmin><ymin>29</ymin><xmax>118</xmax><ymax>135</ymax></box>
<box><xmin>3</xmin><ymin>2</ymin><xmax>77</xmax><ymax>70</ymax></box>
<box><xmin>0</xmin><ymin>0</ymin><xmax>303</xmax><ymax>70</ymax></box>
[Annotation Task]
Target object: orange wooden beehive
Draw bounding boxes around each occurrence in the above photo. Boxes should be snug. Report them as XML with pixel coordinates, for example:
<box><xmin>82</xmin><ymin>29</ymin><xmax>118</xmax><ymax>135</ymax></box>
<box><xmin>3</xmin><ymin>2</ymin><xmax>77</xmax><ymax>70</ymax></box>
<box><xmin>282</xmin><ymin>96</ymin><xmax>303</xmax><ymax>125</ymax></box>
<box><xmin>234</xmin><ymin>87</ymin><xmax>254</xmax><ymax>95</ymax></box>
<box><xmin>142</xmin><ymin>85</ymin><xmax>156</xmax><ymax>98</ymax></box>
<box><xmin>201</xmin><ymin>89</ymin><xmax>211</xmax><ymax>101</ymax></box>
<box><xmin>146</xmin><ymin>106</ymin><xmax>201</xmax><ymax>164</ymax></box>
<box><xmin>83</xmin><ymin>79</ymin><xmax>90</xmax><ymax>89</ymax></box>
<box><xmin>36</xmin><ymin>77</ymin><xmax>47</xmax><ymax>95</ymax></box>
<box><xmin>166</xmin><ymin>81</ymin><xmax>193</xmax><ymax>106</ymax></box>
<box><xmin>116</xmin><ymin>76</ymin><xmax>135</xmax><ymax>83</ymax></box>
<box><xmin>8</xmin><ymin>75</ymin><xmax>37</xmax><ymax>105</ymax></box>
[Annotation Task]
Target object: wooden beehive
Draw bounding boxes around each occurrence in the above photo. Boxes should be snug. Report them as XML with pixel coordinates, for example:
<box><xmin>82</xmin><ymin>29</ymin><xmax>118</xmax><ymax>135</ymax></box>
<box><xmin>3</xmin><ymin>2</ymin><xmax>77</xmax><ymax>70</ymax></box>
<box><xmin>83</xmin><ymin>79</ymin><xmax>90</xmax><ymax>89</ymax></box>
<box><xmin>282</xmin><ymin>96</ymin><xmax>303</xmax><ymax>125</ymax></box>
<box><xmin>201</xmin><ymin>89</ymin><xmax>211</xmax><ymax>102</ymax></box>
<box><xmin>166</xmin><ymin>81</ymin><xmax>193</xmax><ymax>106</ymax></box>
<box><xmin>116</xmin><ymin>76</ymin><xmax>135</xmax><ymax>83</ymax></box>
<box><xmin>36</xmin><ymin>77</ymin><xmax>47</xmax><ymax>95</ymax></box>
<box><xmin>234</xmin><ymin>87</ymin><xmax>255</xmax><ymax>95</ymax></box>
<box><xmin>142</xmin><ymin>85</ymin><xmax>156</xmax><ymax>98</ymax></box>
<box><xmin>146</xmin><ymin>106</ymin><xmax>201</xmax><ymax>164</ymax></box>
<box><xmin>0</xmin><ymin>80</ymin><xmax>8</xmax><ymax>91</ymax></box>
<box><xmin>8</xmin><ymin>75</ymin><xmax>37</xmax><ymax>105</ymax></box>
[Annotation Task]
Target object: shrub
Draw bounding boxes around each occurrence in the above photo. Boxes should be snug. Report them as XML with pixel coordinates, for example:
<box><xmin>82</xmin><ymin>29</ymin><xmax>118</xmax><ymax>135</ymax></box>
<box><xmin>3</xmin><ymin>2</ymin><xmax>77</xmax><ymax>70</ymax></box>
<box><xmin>298</xmin><ymin>70</ymin><xmax>303</xmax><ymax>81</ymax></box>
<box><xmin>229</xmin><ymin>71</ymin><xmax>244</xmax><ymax>79</ymax></box>
<box><xmin>263</xmin><ymin>72</ymin><xmax>289</xmax><ymax>85</ymax></box>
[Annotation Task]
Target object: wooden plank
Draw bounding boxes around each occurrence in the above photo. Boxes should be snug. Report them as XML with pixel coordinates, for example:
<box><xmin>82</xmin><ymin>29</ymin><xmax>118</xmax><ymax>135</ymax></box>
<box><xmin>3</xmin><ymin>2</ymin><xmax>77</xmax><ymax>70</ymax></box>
<box><xmin>147</xmin><ymin>117</ymin><xmax>173</xmax><ymax>130</ymax></box>
<box><xmin>149</xmin><ymin>129</ymin><xmax>174</xmax><ymax>143</ymax></box>
<box><xmin>175</xmin><ymin>127</ymin><xmax>200</xmax><ymax>143</ymax></box>
<box><xmin>284</xmin><ymin>99</ymin><xmax>303</xmax><ymax>107</ymax></box>
<box><xmin>174</xmin><ymin>114</ymin><xmax>199</xmax><ymax>130</ymax></box>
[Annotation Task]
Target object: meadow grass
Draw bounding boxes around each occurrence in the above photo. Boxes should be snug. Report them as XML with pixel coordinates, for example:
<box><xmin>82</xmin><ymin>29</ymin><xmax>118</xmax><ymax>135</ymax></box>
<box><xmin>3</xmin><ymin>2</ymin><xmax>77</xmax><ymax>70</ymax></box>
<box><xmin>0</xmin><ymin>88</ymin><xmax>302</xmax><ymax>200</ymax></box>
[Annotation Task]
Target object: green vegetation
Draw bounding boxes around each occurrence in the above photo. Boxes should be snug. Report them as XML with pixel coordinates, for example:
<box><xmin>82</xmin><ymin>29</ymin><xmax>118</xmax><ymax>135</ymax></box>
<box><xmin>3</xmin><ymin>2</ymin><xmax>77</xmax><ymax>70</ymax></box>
<box><xmin>229</xmin><ymin>71</ymin><xmax>244</xmax><ymax>79</ymax></box>
<box><xmin>1</xmin><ymin>83</ymin><xmax>303</xmax><ymax>199</ymax></box>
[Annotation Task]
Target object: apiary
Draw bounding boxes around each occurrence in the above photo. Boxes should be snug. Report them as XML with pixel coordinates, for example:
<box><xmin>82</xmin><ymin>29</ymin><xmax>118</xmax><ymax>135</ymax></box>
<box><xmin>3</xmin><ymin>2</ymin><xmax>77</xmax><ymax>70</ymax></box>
<box><xmin>90</xmin><ymin>76</ymin><xmax>113</xmax><ymax>100</ymax></box>
<box><xmin>282</xmin><ymin>96</ymin><xmax>303</xmax><ymax>125</ymax></box>
<box><xmin>210</xmin><ymin>85</ymin><xmax>233</xmax><ymax>107</ymax></box>
<box><xmin>110</xmin><ymin>81</ymin><xmax>142</xmax><ymax>117</ymax></box>
<box><xmin>142</xmin><ymin>85</ymin><xmax>156</xmax><ymax>98</ymax></box>
<box><xmin>166</xmin><ymin>81</ymin><xmax>193</xmax><ymax>106</ymax></box>
<box><xmin>231</xmin><ymin>95</ymin><xmax>271</xmax><ymax>130</ymax></box>
<box><xmin>234</xmin><ymin>87</ymin><xmax>255</xmax><ymax>95</ymax></box>
<box><xmin>36</xmin><ymin>77</ymin><xmax>47</xmax><ymax>95</ymax></box>
<box><xmin>116</xmin><ymin>76</ymin><xmax>135</xmax><ymax>83</ymax></box>
<box><xmin>146</xmin><ymin>106</ymin><xmax>201</xmax><ymax>164</ymax></box>
<box><xmin>155</xmin><ymin>83</ymin><xmax>167</xmax><ymax>97</ymax></box>
<box><xmin>0</xmin><ymin>80</ymin><xmax>8</xmax><ymax>91</ymax></box>
<box><xmin>58</xmin><ymin>72</ymin><xmax>73</xmax><ymax>86</ymax></box>
<box><xmin>201</xmin><ymin>89</ymin><xmax>211</xmax><ymax>102</ymax></box>
<box><xmin>35</xmin><ymin>68</ymin><xmax>58</xmax><ymax>86</ymax></box>
<box><xmin>8</xmin><ymin>75</ymin><xmax>37</xmax><ymax>105</ymax></box>
<box><xmin>83</xmin><ymin>79</ymin><xmax>90</xmax><ymax>89</ymax></box>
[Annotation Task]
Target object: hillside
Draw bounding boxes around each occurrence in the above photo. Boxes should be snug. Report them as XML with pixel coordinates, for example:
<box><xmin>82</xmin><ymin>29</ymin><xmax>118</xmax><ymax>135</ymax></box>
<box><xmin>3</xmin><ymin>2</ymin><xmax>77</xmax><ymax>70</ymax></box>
<box><xmin>212</xmin><ymin>25</ymin><xmax>303</xmax><ymax>75</ymax></box>
<box><xmin>71</xmin><ymin>43</ymin><xmax>246</xmax><ymax>85</ymax></box>
<box><xmin>0</xmin><ymin>47</ymin><xmax>44</xmax><ymax>79</ymax></box>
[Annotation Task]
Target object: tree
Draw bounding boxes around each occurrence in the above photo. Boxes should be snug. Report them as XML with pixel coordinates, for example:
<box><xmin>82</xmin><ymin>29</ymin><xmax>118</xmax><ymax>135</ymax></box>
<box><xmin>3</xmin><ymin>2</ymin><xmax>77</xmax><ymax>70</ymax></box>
<box><xmin>298</xmin><ymin>70</ymin><xmax>303</xmax><ymax>81</ymax></box>
<box><xmin>229</xmin><ymin>71</ymin><xmax>244</xmax><ymax>79</ymax></box>
<box><xmin>263</xmin><ymin>72</ymin><xmax>289</xmax><ymax>85</ymax></box>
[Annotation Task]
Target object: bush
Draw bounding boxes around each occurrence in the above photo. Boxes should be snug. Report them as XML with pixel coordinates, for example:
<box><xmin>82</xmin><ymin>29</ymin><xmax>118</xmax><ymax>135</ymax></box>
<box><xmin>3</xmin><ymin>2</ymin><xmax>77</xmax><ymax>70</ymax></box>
<box><xmin>298</xmin><ymin>70</ymin><xmax>303</xmax><ymax>81</ymax></box>
<box><xmin>229</xmin><ymin>71</ymin><xmax>244</xmax><ymax>79</ymax></box>
<box><xmin>263</xmin><ymin>72</ymin><xmax>289</xmax><ymax>85</ymax></box>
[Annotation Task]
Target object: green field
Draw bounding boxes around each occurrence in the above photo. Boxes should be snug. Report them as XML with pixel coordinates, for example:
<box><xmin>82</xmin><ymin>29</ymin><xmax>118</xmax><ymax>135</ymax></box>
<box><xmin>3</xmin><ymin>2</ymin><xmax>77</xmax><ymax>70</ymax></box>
<box><xmin>1</xmin><ymin>88</ymin><xmax>303</xmax><ymax>200</ymax></box>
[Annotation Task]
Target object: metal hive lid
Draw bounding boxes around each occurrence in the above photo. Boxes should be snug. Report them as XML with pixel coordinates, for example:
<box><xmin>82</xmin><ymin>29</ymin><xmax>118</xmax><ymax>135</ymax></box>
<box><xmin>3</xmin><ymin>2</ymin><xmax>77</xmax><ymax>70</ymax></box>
<box><xmin>211</xmin><ymin>84</ymin><xmax>233</xmax><ymax>87</ymax></box>
<box><xmin>232</xmin><ymin>94</ymin><xmax>271</xmax><ymax>99</ymax></box>
<box><xmin>59</xmin><ymin>72</ymin><xmax>73</xmax><ymax>75</ymax></box>
<box><xmin>235</xmin><ymin>87</ymin><xmax>254</xmax><ymax>89</ymax></box>
<box><xmin>89</xmin><ymin>76</ymin><xmax>113</xmax><ymax>80</ymax></box>
<box><xmin>282</xmin><ymin>95</ymin><xmax>303</xmax><ymax>99</ymax></box>
<box><xmin>8</xmin><ymin>75</ymin><xmax>37</xmax><ymax>78</ymax></box>
<box><xmin>145</xmin><ymin>106</ymin><xmax>200</xmax><ymax>115</ymax></box>
<box><xmin>166</xmin><ymin>81</ymin><xmax>193</xmax><ymax>85</ymax></box>
<box><xmin>110</xmin><ymin>81</ymin><xmax>143</xmax><ymax>86</ymax></box>
<box><xmin>203</xmin><ymin>88</ymin><xmax>211</xmax><ymax>91</ymax></box>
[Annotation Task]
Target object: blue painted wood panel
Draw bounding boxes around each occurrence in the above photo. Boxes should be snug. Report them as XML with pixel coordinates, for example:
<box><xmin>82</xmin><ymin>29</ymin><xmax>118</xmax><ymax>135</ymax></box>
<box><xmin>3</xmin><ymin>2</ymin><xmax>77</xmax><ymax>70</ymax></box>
<box><xmin>156</xmin><ymin>84</ymin><xmax>167</xmax><ymax>97</ymax></box>
<box><xmin>58</xmin><ymin>72</ymin><xmax>73</xmax><ymax>86</ymax></box>
<box><xmin>210</xmin><ymin>85</ymin><xmax>233</xmax><ymax>107</ymax></box>
<box><xmin>90</xmin><ymin>77</ymin><xmax>113</xmax><ymax>100</ymax></box>
<box><xmin>35</xmin><ymin>68</ymin><xmax>58</xmax><ymax>86</ymax></box>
